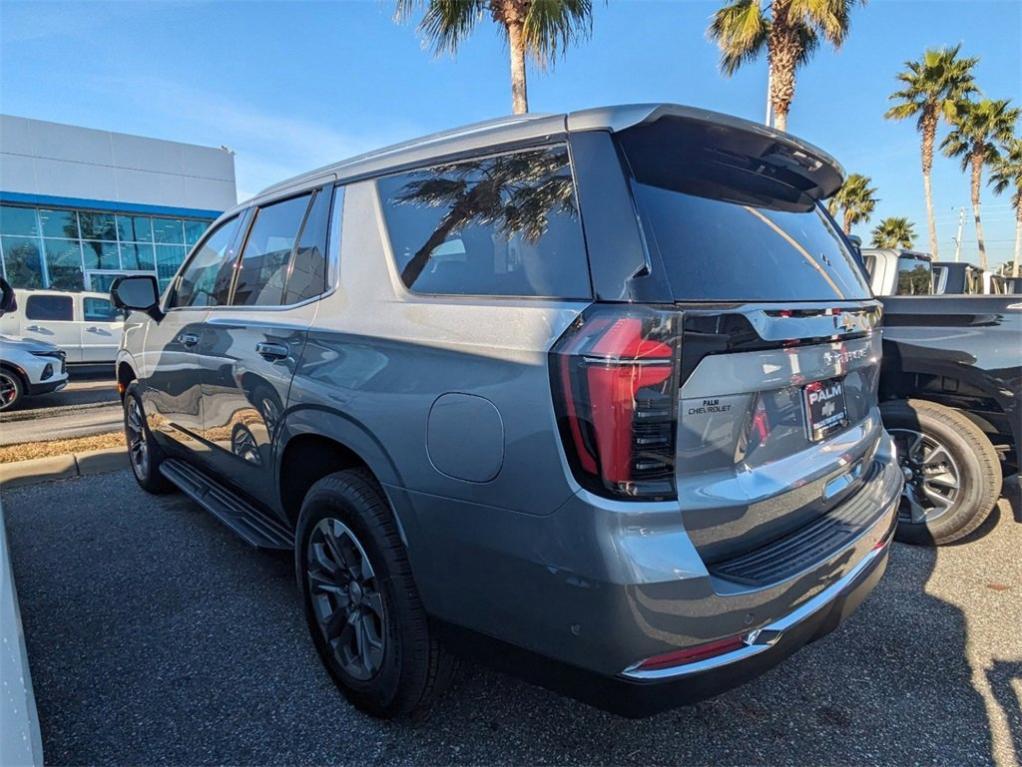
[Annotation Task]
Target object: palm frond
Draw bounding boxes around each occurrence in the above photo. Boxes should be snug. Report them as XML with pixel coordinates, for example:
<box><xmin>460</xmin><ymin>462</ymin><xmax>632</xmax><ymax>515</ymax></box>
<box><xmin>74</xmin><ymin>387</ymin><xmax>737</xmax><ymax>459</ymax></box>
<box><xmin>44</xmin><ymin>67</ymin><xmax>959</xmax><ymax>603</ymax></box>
<box><xmin>416</xmin><ymin>0</ymin><xmax>488</xmax><ymax>55</ymax></box>
<box><xmin>521</xmin><ymin>0</ymin><xmax>593</xmax><ymax>68</ymax></box>
<box><xmin>708</xmin><ymin>0</ymin><xmax>767</xmax><ymax>77</ymax></box>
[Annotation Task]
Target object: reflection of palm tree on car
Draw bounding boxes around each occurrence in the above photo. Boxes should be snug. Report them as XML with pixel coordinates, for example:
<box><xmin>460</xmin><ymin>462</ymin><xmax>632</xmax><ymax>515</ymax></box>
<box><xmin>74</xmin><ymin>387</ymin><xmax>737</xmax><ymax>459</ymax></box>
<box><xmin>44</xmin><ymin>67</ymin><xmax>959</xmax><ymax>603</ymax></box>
<box><xmin>392</xmin><ymin>148</ymin><xmax>577</xmax><ymax>286</ymax></box>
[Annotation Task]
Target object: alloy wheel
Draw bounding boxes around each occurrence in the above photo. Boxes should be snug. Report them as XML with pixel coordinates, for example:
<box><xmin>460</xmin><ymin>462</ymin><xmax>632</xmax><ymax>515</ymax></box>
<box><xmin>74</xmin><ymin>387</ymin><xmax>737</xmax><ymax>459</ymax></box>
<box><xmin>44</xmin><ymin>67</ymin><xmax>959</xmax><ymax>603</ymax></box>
<box><xmin>889</xmin><ymin>427</ymin><xmax>961</xmax><ymax>524</ymax></box>
<box><xmin>0</xmin><ymin>372</ymin><xmax>18</xmax><ymax>410</ymax></box>
<box><xmin>124</xmin><ymin>396</ymin><xmax>149</xmax><ymax>479</ymax></box>
<box><xmin>307</xmin><ymin>518</ymin><xmax>387</xmax><ymax>681</ymax></box>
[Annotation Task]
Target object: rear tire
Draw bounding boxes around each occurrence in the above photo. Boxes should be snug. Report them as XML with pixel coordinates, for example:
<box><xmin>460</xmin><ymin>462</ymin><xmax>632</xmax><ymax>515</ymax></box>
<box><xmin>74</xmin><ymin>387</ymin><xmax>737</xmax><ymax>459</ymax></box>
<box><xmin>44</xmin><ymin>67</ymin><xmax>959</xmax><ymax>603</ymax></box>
<box><xmin>123</xmin><ymin>383</ymin><xmax>174</xmax><ymax>494</ymax></box>
<box><xmin>296</xmin><ymin>468</ymin><xmax>455</xmax><ymax>719</ymax></box>
<box><xmin>296</xmin><ymin>469</ymin><xmax>458</xmax><ymax>718</ymax></box>
<box><xmin>881</xmin><ymin>399</ymin><xmax>1001</xmax><ymax>545</ymax></box>
<box><xmin>0</xmin><ymin>369</ymin><xmax>24</xmax><ymax>412</ymax></box>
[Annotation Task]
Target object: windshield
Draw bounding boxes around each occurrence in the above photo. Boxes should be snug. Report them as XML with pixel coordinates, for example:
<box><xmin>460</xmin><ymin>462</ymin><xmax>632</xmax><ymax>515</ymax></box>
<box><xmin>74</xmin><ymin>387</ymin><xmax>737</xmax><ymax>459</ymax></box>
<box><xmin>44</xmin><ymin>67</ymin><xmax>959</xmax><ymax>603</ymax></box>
<box><xmin>618</xmin><ymin>126</ymin><xmax>871</xmax><ymax>302</ymax></box>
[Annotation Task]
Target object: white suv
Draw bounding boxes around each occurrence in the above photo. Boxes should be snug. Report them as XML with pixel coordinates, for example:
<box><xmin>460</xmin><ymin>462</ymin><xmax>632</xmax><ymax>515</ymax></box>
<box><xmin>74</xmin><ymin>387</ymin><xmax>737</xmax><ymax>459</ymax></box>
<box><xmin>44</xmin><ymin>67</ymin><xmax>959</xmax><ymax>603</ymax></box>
<box><xmin>0</xmin><ymin>281</ymin><xmax>68</xmax><ymax>411</ymax></box>
<box><xmin>0</xmin><ymin>289</ymin><xmax>125</xmax><ymax>364</ymax></box>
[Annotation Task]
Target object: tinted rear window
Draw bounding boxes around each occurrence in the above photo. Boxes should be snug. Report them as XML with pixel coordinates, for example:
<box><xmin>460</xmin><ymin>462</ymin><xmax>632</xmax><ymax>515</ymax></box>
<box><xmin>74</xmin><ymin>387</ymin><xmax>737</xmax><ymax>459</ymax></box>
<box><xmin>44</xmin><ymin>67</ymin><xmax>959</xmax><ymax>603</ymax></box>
<box><xmin>896</xmin><ymin>256</ymin><xmax>932</xmax><ymax>295</ymax></box>
<box><xmin>377</xmin><ymin>146</ymin><xmax>590</xmax><ymax>298</ymax></box>
<box><xmin>26</xmin><ymin>294</ymin><xmax>72</xmax><ymax>321</ymax></box>
<box><xmin>618</xmin><ymin>128</ymin><xmax>871</xmax><ymax>302</ymax></box>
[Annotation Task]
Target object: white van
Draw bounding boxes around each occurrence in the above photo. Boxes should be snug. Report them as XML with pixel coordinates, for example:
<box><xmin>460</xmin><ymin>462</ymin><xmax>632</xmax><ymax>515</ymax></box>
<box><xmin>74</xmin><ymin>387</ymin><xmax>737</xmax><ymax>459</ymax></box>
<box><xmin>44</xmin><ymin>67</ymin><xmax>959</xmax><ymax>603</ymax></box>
<box><xmin>0</xmin><ymin>289</ymin><xmax>124</xmax><ymax>364</ymax></box>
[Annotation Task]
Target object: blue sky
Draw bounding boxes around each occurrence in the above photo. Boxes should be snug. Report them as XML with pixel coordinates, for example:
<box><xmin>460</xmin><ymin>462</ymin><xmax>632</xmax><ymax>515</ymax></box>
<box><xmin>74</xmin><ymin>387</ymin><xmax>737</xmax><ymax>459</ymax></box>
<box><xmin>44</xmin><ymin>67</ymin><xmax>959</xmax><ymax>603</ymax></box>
<box><xmin>2</xmin><ymin>0</ymin><xmax>1020</xmax><ymax>266</ymax></box>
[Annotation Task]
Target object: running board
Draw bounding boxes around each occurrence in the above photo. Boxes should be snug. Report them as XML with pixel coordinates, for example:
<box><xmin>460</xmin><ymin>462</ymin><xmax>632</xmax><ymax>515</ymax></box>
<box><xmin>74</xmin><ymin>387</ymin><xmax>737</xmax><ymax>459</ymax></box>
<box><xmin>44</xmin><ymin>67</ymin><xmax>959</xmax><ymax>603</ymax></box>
<box><xmin>160</xmin><ymin>458</ymin><xmax>294</xmax><ymax>550</ymax></box>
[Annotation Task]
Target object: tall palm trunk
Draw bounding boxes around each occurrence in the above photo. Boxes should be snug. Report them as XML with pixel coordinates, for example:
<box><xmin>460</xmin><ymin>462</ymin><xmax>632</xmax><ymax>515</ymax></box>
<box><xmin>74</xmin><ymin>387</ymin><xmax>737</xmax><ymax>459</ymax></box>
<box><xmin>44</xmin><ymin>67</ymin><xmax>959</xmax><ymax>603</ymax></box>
<box><xmin>766</xmin><ymin>0</ymin><xmax>797</xmax><ymax>132</ymax></box>
<box><xmin>1013</xmin><ymin>204</ymin><xmax>1021</xmax><ymax>277</ymax></box>
<box><xmin>970</xmin><ymin>151</ymin><xmax>988</xmax><ymax>269</ymax></box>
<box><xmin>843</xmin><ymin>211</ymin><xmax>853</xmax><ymax>234</ymax></box>
<box><xmin>501</xmin><ymin>2</ymin><xmax>528</xmax><ymax>115</ymax></box>
<box><xmin>920</xmin><ymin>109</ymin><xmax>939</xmax><ymax>259</ymax></box>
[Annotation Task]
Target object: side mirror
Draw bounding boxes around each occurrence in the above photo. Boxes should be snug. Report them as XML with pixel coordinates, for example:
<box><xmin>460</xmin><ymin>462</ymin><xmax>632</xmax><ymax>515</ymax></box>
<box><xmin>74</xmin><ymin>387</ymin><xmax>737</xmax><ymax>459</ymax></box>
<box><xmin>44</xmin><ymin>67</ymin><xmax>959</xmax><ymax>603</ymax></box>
<box><xmin>0</xmin><ymin>277</ymin><xmax>16</xmax><ymax>316</ymax></box>
<box><xmin>111</xmin><ymin>275</ymin><xmax>163</xmax><ymax>321</ymax></box>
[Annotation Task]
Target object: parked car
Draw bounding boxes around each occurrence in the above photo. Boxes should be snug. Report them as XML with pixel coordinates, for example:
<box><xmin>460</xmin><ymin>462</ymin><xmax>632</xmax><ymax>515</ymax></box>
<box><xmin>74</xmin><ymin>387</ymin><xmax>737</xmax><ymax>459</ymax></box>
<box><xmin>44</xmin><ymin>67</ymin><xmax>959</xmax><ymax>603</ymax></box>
<box><xmin>861</xmin><ymin>248</ymin><xmax>934</xmax><ymax>296</ymax></box>
<box><xmin>879</xmin><ymin>294</ymin><xmax>1021</xmax><ymax>544</ymax></box>
<box><xmin>0</xmin><ymin>279</ymin><xmax>69</xmax><ymax>411</ymax></box>
<box><xmin>932</xmin><ymin>261</ymin><xmax>984</xmax><ymax>295</ymax></box>
<box><xmin>0</xmin><ymin>289</ymin><xmax>125</xmax><ymax>364</ymax></box>
<box><xmin>112</xmin><ymin>104</ymin><xmax>902</xmax><ymax>718</ymax></box>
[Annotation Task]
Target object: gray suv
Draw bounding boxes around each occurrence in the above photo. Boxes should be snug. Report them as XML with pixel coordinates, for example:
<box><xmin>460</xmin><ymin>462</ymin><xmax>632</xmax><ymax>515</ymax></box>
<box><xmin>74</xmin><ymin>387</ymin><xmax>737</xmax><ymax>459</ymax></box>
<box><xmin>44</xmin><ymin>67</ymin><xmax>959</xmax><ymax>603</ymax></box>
<box><xmin>112</xmin><ymin>104</ymin><xmax>902</xmax><ymax>718</ymax></box>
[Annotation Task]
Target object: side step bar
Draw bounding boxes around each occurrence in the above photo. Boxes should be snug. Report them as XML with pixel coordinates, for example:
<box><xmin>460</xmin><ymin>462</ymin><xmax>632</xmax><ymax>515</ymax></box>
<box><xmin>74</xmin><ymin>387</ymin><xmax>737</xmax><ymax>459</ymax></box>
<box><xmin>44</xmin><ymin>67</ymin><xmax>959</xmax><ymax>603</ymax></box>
<box><xmin>160</xmin><ymin>458</ymin><xmax>294</xmax><ymax>550</ymax></box>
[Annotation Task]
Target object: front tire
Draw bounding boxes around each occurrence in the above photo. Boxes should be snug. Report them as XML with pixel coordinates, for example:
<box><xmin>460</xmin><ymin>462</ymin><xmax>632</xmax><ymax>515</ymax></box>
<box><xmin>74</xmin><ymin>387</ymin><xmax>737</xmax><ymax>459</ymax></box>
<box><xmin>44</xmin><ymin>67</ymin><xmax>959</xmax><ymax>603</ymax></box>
<box><xmin>0</xmin><ymin>369</ymin><xmax>24</xmax><ymax>412</ymax></box>
<box><xmin>881</xmin><ymin>399</ymin><xmax>1002</xmax><ymax>545</ymax></box>
<box><xmin>296</xmin><ymin>469</ymin><xmax>457</xmax><ymax>718</ymax></box>
<box><xmin>123</xmin><ymin>383</ymin><xmax>174</xmax><ymax>494</ymax></box>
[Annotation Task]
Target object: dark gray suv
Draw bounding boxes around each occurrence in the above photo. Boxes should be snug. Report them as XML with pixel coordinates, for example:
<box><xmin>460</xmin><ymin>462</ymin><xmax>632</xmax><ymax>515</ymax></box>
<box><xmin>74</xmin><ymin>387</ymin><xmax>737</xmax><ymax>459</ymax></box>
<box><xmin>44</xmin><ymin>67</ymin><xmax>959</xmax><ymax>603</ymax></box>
<box><xmin>112</xmin><ymin>104</ymin><xmax>902</xmax><ymax>718</ymax></box>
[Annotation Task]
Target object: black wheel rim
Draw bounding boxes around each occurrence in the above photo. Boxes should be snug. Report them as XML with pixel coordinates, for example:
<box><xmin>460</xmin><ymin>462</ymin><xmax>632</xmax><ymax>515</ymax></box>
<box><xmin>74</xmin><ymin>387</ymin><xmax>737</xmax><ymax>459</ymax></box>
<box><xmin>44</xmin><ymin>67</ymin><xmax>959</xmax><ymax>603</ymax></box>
<box><xmin>124</xmin><ymin>396</ymin><xmax>149</xmax><ymax>479</ymax></box>
<box><xmin>307</xmin><ymin>518</ymin><xmax>386</xmax><ymax>681</ymax></box>
<box><xmin>0</xmin><ymin>372</ymin><xmax>18</xmax><ymax>410</ymax></box>
<box><xmin>890</xmin><ymin>427</ymin><xmax>961</xmax><ymax>524</ymax></box>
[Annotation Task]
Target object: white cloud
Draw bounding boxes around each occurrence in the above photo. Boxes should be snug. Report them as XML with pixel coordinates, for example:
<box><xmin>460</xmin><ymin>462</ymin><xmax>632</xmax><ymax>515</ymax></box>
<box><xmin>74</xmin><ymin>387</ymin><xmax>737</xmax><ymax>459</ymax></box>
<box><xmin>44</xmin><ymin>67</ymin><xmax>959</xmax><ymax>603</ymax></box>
<box><xmin>92</xmin><ymin>75</ymin><xmax>424</xmax><ymax>203</ymax></box>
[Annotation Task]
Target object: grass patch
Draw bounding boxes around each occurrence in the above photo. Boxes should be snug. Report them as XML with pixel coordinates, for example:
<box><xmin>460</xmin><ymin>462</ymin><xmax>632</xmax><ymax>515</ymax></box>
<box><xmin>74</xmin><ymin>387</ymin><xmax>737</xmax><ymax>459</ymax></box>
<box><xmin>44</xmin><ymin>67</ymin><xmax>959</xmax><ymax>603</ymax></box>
<box><xmin>0</xmin><ymin>432</ymin><xmax>124</xmax><ymax>463</ymax></box>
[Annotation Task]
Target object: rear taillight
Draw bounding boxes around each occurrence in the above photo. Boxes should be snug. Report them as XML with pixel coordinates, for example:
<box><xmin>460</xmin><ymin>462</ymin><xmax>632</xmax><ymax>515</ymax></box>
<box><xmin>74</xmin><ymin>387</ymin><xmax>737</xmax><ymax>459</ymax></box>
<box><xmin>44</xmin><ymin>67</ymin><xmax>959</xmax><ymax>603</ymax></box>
<box><xmin>550</xmin><ymin>305</ymin><xmax>680</xmax><ymax>500</ymax></box>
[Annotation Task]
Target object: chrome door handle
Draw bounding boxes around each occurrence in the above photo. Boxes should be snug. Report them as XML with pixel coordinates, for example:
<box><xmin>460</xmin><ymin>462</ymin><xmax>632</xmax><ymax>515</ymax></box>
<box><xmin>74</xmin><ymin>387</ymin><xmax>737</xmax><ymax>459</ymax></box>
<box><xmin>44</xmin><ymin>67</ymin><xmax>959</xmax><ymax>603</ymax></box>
<box><xmin>25</xmin><ymin>325</ymin><xmax>42</xmax><ymax>332</ymax></box>
<box><xmin>256</xmin><ymin>342</ymin><xmax>289</xmax><ymax>361</ymax></box>
<box><xmin>178</xmin><ymin>332</ymin><xmax>200</xmax><ymax>347</ymax></box>
<box><xmin>87</xmin><ymin>326</ymin><xmax>101</xmax><ymax>332</ymax></box>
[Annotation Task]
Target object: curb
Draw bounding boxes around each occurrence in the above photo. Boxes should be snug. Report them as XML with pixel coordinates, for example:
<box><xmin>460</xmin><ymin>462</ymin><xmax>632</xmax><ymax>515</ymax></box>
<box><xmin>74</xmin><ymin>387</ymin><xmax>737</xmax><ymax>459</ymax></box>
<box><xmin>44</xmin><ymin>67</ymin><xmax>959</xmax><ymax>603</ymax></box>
<box><xmin>0</xmin><ymin>447</ymin><xmax>128</xmax><ymax>490</ymax></box>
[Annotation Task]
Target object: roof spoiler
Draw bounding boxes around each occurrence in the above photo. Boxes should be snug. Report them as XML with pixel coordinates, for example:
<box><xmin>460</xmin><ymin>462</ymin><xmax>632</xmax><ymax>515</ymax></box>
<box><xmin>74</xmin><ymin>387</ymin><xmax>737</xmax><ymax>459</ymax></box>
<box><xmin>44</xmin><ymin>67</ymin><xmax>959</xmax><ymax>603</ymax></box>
<box><xmin>568</xmin><ymin>103</ymin><xmax>845</xmax><ymax>200</ymax></box>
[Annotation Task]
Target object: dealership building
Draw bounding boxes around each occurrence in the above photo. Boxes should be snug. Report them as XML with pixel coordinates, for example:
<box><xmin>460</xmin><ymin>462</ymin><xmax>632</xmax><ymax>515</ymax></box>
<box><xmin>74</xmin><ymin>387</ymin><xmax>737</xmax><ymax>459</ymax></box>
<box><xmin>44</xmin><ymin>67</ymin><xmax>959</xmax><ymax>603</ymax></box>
<box><xmin>0</xmin><ymin>114</ymin><xmax>236</xmax><ymax>294</ymax></box>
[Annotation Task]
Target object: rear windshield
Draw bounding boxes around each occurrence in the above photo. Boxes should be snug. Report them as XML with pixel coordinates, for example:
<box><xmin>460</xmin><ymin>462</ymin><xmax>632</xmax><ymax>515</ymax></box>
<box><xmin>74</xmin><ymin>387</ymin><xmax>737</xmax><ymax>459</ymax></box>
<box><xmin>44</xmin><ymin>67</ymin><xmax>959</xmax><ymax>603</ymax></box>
<box><xmin>618</xmin><ymin>126</ymin><xmax>871</xmax><ymax>302</ymax></box>
<box><xmin>896</xmin><ymin>256</ymin><xmax>932</xmax><ymax>295</ymax></box>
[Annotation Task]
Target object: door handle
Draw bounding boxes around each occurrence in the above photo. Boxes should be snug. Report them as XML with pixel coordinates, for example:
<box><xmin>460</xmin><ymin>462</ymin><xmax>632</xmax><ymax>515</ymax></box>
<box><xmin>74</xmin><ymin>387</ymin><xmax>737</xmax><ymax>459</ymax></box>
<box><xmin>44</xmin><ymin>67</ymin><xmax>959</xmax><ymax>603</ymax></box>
<box><xmin>256</xmin><ymin>341</ymin><xmax>289</xmax><ymax>361</ymax></box>
<box><xmin>178</xmin><ymin>332</ymin><xmax>200</xmax><ymax>347</ymax></box>
<box><xmin>25</xmin><ymin>325</ymin><xmax>42</xmax><ymax>332</ymax></box>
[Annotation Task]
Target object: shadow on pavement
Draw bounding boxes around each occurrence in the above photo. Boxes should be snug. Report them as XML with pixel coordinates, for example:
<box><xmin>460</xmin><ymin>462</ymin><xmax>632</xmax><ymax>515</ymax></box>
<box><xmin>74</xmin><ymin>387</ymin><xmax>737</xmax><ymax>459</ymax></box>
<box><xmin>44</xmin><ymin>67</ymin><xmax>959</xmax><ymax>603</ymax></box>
<box><xmin>1</xmin><ymin>471</ymin><xmax>1004</xmax><ymax>766</ymax></box>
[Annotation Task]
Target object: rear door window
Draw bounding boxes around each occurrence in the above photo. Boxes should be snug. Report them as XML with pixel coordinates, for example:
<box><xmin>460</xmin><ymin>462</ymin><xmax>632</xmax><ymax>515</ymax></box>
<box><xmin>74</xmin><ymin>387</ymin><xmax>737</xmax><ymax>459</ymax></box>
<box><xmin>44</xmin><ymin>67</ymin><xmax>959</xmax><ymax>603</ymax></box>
<box><xmin>25</xmin><ymin>294</ymin><xmax>73</xmax><ymax>321</ymax></box>
<box><xmin>617</xmin><ymin>125</ymin><xmax>871</xmax><ymax>302</ymax></box>
<box><xmin>232</xmin><ymin>194</ymin><xmax>312</xmax><ymax>307</ymax></box>
<box><xmin>377</xmin><ymin>146</ymin><xmax>590</xmax><ymax>298</ymax></box>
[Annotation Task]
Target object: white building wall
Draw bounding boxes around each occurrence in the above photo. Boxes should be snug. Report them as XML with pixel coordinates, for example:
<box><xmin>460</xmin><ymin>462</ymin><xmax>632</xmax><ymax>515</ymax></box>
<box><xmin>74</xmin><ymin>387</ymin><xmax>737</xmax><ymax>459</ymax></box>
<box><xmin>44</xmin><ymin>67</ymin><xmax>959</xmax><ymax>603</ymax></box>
<box><xmin>0</xmin><ymin>114</ymin><xmax>236</xmax><ymax>212</ymax></box>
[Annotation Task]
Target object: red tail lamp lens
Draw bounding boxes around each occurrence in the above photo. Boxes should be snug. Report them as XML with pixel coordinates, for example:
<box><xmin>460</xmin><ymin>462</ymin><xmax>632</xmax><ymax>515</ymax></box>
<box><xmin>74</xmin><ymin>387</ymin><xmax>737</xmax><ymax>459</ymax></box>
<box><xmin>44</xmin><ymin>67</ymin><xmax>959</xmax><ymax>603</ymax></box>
<box><xmin>551</xmin><ymin>307</ymin><xmax>679</xmax><ymax>500</ymax></box>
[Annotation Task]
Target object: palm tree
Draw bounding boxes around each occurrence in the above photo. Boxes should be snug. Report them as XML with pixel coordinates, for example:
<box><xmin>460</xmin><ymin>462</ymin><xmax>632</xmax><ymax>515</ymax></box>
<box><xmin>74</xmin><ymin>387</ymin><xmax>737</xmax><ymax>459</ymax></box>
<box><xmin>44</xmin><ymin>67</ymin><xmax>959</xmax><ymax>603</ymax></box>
<box><xmin>988</xmin><ymin>136</ymin><xmax>1022</xmax><ymax>277</ymax></box>
<box><xmin>885</xmin><ymin>45</ymin><xmax>978</xmax><ymax>260</ymax></box>
<box><xmin>871</xmin><ymin>217</ymin><xmax>916</xmax><ymax>249</ymax></box>
<box><xmin>396</xmin><ymin>0</ymin><xmax>592</xmax><ymax>115</ymax></box>
<box><xmin>708</xmin><ymin>0</ymin><xmax>864</xmax><ymax>133</ymax></box>
<box><xmin>942</xmin><ymin>98</ymin><xmax>1020</xmax><ymax>270</ymax></box>
<box><xmin>827</xmin><ymin>173</ymin><xmax>878</xmax><ymax>234</ymax></box>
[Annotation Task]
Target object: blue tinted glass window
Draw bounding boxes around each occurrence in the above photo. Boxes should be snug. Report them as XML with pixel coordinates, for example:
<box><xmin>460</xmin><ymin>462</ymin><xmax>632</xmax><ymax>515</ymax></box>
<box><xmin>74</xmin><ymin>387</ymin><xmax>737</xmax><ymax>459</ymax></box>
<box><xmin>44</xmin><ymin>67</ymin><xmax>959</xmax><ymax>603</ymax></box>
<box><xmin>43</xmin><ymin>239</ymin><xmax>84</xmax><ymax>291</ymax></box>
<box><xmin>153</xmin><ymin>218</ymin><xmax>185</xmax><ymax>244</ymax></box>
<box><xmin>0</xmin><ymin>235</ymin><xmax>44</xmax><ymax>288</ymax></box>
<box><xmin>38</xmin><ymin>209</ymin><xmax>78</xmax><ymax>239</ymax></box>
<box><xmin>156</xmin><ymin>244</ymin><xmax>189</xmax><ymax>282</ymax></box>
<box><xmin>82</xmin><ymin>240</ymin><xmax>121</xmax><ymax>270</ymax></box>
<box><xmin>183</xmin><ymin>220</ymin><xmax>209</xmax><ymax>246</ymax></box>
<box><xmin>0</xmin><ymin>206</ymin><xmax>39</xmax><ymax>237</ymax></box>
<box><xmin>120</xmin><ymin>242</ymin><xmax>156</xmax><ymax>271</ymax></box>
<box><xmin>77</xmin><ymin>212</ymin><xmax>117</xmax><ymax>242</ymax></box>
<box><xmin>117</xmin><ymin>215</ymin><xmax>154</xmax><ymax>243</ymax></box>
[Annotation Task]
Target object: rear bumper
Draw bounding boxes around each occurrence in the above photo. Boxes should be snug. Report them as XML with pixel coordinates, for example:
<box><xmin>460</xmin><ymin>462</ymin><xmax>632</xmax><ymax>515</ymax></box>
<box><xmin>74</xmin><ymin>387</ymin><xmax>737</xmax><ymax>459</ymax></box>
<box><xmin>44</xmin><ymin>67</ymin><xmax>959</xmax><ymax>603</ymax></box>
<box><xmin>398</xmin><ymin>434</ymin><xmax>902</xmax><ymax>715</ymax></box>
<box><xmin>606</xmin><ymin>522</ymin><xmax>893</xmax><ymax>715</ymax></box>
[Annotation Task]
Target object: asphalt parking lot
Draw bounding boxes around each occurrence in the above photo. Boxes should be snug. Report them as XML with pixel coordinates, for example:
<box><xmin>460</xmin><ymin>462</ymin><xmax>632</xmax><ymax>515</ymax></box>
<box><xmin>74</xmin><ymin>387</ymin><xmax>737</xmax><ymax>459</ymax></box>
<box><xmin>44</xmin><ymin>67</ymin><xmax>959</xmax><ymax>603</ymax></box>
<box><xmin>3</xmin><ymin>471</ymin><xmax>1020</xmax><ymax>766</ymax></box>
